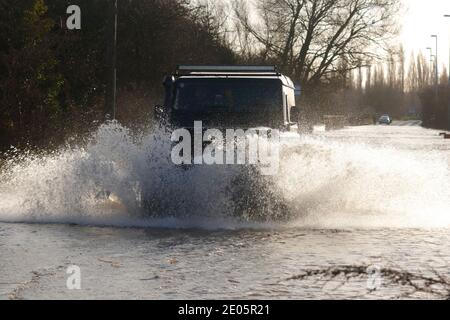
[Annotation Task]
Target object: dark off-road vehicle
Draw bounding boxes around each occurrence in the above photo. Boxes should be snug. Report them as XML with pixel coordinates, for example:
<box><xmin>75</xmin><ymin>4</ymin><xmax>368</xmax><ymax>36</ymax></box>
<box><xmin>152</xmin><ymin>66</ymin><xmax>303</xmax><ymax>221</ymax></box>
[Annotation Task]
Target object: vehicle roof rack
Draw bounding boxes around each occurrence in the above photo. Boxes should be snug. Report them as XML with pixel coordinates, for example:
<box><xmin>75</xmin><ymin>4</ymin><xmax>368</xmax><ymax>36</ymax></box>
<box><xmin>176</xmin><ymin>65</ymin><xmax>280</xmax><ymax>76</ymax></box>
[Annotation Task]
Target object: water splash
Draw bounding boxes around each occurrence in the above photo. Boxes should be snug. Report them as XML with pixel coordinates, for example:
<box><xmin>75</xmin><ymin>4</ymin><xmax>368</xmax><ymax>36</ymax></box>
<box><xmin>0</xmin><ymin>122</ymin><xmax>449</xmax><ymax>229</ymax></box>
<box><xmin>278</xmin><ymin>135</ymin><xmax>450</xmax><ymax>229</ymax></box>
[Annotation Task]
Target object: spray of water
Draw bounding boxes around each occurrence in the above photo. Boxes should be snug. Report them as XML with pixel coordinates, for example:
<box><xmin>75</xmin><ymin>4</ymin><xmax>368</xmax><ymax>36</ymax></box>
<box><xmin>0</xmin><ymin>122</ymin><xmax>449</xmax><ymax>229</ymax></box>
<box><xmin>277</xmin><ymin>136</ymin><xmax>450</xmax><ymax>229</ymax></box>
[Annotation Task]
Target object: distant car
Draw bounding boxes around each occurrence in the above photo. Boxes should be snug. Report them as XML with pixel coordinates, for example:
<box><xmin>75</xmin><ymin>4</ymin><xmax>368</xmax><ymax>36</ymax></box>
<box><xmin>378</xmin><ymin>114</ymin><xmax>392</xmax><ymax>125</ymax></box>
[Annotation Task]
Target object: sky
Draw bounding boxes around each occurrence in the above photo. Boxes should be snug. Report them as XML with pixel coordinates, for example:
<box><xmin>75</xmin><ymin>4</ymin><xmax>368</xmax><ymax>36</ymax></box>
<box><xmin>401</xmin><ymin>0</ymin><xmax>450</xmax><ymax>73</ymax></box>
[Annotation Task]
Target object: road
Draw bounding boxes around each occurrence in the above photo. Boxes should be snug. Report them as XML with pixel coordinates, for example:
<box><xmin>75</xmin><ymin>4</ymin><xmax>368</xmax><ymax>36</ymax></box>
<box><xmin>391</xmin><ymin>120</ymin><xmax>423</xmax><ymax>126</ymax></box>
<box><xmin>0</xmin><ymin>121</ymin><xmax>449</xmax><ymax>299</ymax></box>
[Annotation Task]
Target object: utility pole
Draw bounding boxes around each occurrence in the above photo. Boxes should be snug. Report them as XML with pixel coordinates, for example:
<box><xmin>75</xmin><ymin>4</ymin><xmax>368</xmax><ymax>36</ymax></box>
<box><xmin>105</xmin><ymin>0</ymin><xmax>118</xmax><ymax>120</ymax></box>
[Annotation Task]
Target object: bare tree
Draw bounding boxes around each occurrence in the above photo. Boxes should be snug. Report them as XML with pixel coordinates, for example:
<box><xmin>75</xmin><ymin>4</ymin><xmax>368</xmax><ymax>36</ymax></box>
<box><xmin>407</xmin><ymin>51</ymin><xmax>431</xmax><ymax>91</ymax></box>
<box><xmin>190</xmin><ymin>0</ymin><xmax>231</xmax><ymax>45</ymax></box>
<box><xmin>232</xmin><ymin>0</ymin><xmax>400</xmax><ymax>85</ymax></box>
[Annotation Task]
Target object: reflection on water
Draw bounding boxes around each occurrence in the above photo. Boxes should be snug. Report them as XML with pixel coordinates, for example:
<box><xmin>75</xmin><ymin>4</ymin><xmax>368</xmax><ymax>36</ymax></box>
<box><xmin>0</xmin><ymin>223</ymin><xmax>449</xmax><ymax>299</ymax></box>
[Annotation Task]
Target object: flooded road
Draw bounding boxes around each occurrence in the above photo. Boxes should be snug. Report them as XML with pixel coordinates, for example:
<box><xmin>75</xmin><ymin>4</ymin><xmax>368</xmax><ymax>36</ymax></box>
<box><xmin>1</xmin><ymin>123</ymin><xmax>449</xmax><ymax>299</ymax></box>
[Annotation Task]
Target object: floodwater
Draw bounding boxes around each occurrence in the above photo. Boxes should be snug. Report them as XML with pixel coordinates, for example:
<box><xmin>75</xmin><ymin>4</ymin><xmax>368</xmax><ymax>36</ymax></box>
<box><xmin>0</xmin><ymin>121</ymin><xmax>449</xmax><ymax>299</ymax></box>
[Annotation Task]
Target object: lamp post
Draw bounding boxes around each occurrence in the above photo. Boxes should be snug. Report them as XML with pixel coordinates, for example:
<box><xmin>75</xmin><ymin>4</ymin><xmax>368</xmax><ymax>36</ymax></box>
<box><xmin>431</xmin><ymin>35</ymin><xmax>438</xmax><ymax>95</ymax></box>
<box><xmin>106</xmin><ymin>0</ymin><xmax>118</xmax><ymax>120</ymax></box>
<box><xmin>427</xmin><ymin>47</ymin><xmax>434</xmax><ymax>86</ymax></box>
<box><xmin>444</xmin><ymin>15</ymin><xmax>450</xmax><ymax>130</ymax></box>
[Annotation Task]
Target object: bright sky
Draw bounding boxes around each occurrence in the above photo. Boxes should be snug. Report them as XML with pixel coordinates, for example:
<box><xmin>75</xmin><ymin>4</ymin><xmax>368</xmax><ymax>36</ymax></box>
<box><xmin>401</xmin><ymin>0</ymin><xmax>450</xmax><ymax>73</ymax></box>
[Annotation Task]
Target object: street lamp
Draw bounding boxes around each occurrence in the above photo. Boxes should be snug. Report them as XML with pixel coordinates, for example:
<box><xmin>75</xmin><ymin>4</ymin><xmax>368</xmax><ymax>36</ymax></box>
<box><xmin>106</xmin><ymin>0</ymin><xmax>118</xmax><ymax>120</ymax></box>
<box><xmin>431</xmin><ymin>35</ymin><xmax>438</xmax><ymax>92</ymax></box>
<box><xmin>445</xmin><ymin>16</ymin><xmax>450</xmax><ymax>83</ymax></box>
<box><xmin>426</xmin><ymin>47</ymin><xmax>433</xmax><ymax>61</ymax></box>
<box><xmin>426</xmin><ymin>47</ymin><xmax>434</xmax><ymax>85</ymax></box>
<box><xmin>444</xmin><ymin>15</ymin><xmax>450</xmax><ymax>130</ymax></box>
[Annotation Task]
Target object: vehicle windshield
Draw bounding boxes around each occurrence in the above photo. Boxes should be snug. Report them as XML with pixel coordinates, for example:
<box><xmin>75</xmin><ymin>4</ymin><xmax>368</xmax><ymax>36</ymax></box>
<box><xmin>173</xmin><ymin>78</ymin><xmax>282</xmax><ymax>113</ymax></box>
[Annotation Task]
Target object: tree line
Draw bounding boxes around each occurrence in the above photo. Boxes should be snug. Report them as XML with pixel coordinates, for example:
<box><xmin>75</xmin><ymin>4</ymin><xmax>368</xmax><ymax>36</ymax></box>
<box><xmin>0</xmin><ymin>0</ymin><xmax>235</xmax><ymax>151</ymax></box>
<box><xmin>325</xmin><ymin>45</ymin><xmax>450</xmax><ymax>129</ymax></box>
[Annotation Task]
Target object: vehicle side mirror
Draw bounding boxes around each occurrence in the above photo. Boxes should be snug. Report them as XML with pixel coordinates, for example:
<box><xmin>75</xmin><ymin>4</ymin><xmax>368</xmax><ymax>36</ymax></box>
<box><xmin>295</xmin><ymin>85</ymin><xmax>301</xmax><ymax>97</ymax></box>
<box><xmin>290</xmin><ymin>106</ymin><xmax>299</xmax><ymax>122</ymax></box>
